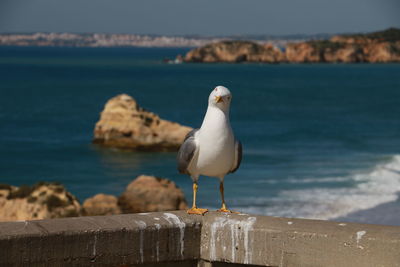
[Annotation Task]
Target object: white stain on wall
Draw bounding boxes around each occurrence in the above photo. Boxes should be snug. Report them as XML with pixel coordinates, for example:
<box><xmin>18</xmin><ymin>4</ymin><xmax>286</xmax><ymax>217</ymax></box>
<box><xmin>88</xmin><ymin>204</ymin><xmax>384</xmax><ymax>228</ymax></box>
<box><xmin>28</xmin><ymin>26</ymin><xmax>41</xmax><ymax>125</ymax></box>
<box><xmin>209</xmin><ymin>216</ymin><xmax>257</xmax><ymax>264</ymax></box>
<box><xmin>154</xmin><ymin>223</ymin><xmax>161</xmax><ymax>261</ymax></box>
<box><xmin>356</xmin><ymin>230</ymin><xmax>366</xmax><ymax>249</ymax></box>
<box><xmin>163</xmin><ymin>213</ymin><xmax>186</xmax><ymax>258</ymax></box>
<box><xmin>135</xmin><ymin>220</ymin><xmax>147</xmax><ymax>262</ymax></box>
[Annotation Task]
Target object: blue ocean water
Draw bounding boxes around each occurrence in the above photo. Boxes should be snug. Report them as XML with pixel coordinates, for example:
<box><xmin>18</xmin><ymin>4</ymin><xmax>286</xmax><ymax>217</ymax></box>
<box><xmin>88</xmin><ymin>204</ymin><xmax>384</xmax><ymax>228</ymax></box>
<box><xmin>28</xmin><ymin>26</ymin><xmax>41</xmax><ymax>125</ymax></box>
<box><xmin>1</xmin><ymin>46</ymin><xmax>400</xmax><ymax>220</ymax></box>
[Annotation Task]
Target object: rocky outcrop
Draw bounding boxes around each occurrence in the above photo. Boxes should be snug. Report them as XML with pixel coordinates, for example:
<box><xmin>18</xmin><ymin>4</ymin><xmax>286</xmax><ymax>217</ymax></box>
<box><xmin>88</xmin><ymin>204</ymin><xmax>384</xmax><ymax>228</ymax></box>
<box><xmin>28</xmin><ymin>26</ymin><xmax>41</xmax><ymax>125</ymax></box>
<box><xmin>118</xmin><ymin>175</ymin><xmax>188</xmax><ymax>213</ymax></box>
<box><xmin>323</xmin><ymin>45</ymin><xmax>365</xmax><ymax>63</ymax></box>
<box><xmin>185</xmin><ymin>41</ymin><xmax>284</xmax><ymax>63</ymax></box>
<box><xmin>363</xmin><ymin>42</ymin><xmax>400</xmax><ymax>63</ymax></box>
<box><xmin>285</xmin><ymin>41</ymin><xmax>366</xmax><ymax>63</ymax></box>
<box><xmin>82</xmin><ymin>194</ymin><xmax>122</xmax><ymax>216</ymax></box>
<box><xmin>286</xmin><ymin>39</ymin><xmax>400</xmax><ymax>63</ymax></box>
<box><xmin>0</xmin><ymin>175</ymin><xmax>189</xmax><ymax>221</ymax></box>
<box><xmin>183</xmin><ymin>28</ymin><xmax>400</xmax><ymax>64</ymax></box>
<box><xmin>285</xmin><ymin>42</ymin><xmax>322</xmax><ymax>63</ymax></box>
<box><xmin>93</xmin><ymin>94</ymin><xmax>192</xmax><ymax>151</ymax></box>
<box><xmin>0</xmin><ymin>182</ymin><xmax>81</xmax><ymax>222</ymax></box>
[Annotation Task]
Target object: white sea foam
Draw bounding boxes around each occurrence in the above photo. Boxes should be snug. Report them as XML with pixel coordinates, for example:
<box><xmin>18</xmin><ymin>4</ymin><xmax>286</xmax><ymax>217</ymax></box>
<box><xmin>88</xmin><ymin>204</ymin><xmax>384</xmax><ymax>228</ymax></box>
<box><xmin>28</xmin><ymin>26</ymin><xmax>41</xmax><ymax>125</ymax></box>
<box><xmin>234</xmin><ymin>155</ymin><xmax>400</xmax><ymax>220</ymax></box>
<box><xmin>253</xmin><ymin>176</ymin><xmax>349</xmax><ymax>185</ymax></box>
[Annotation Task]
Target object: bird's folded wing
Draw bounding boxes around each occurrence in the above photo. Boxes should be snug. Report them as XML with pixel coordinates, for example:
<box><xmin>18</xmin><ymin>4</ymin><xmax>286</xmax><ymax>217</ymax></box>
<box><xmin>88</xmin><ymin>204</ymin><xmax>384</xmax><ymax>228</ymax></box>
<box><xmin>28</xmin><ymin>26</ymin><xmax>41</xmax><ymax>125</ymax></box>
<box><xmin>229</xmin><ymin>140</ymin><xmax>242</xmax><ymax>173</ymax></box>
<box><xmin>177</xmin><ymin>129</ymin><xmax>199</xmax><ymax>174</ymax></box>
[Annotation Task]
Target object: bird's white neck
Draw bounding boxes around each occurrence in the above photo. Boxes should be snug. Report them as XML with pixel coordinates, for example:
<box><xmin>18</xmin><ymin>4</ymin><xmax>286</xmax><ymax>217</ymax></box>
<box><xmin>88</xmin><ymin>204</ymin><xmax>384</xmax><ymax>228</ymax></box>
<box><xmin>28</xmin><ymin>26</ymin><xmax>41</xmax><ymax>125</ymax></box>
<box><xmin>200</xmin><ymin>106</ymin><xmax>231</xmax><ymax>132</ymax></box>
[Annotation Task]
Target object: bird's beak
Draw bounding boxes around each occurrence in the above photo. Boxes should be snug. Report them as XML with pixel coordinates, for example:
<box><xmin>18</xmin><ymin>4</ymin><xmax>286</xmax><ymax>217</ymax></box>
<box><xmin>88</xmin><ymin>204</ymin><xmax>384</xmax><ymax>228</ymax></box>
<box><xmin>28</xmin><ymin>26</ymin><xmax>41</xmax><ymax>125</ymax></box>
<box><xmin>215</xmin><ymin>95</ymin><xmax>223</xmax><ymax>103</ymax></box>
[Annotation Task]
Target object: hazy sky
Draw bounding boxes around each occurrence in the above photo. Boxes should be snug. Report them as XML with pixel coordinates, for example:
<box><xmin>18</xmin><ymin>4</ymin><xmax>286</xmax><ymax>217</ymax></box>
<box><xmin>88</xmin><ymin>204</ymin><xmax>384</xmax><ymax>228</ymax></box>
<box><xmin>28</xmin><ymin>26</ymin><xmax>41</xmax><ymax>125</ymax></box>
<box><xmin>1</xmin><ymin>0</ymin><xmax>399</xmax><ymax>35</ymax></box>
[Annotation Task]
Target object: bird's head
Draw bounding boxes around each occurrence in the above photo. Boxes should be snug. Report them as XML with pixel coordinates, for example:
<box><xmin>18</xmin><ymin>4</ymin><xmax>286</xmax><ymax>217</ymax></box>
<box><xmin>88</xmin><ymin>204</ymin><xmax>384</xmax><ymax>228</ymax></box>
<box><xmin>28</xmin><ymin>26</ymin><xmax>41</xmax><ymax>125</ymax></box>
<box><xmin>208</xmin><ymin>86</ymin><xmax>232</xmax><ymax>111</ymax></box>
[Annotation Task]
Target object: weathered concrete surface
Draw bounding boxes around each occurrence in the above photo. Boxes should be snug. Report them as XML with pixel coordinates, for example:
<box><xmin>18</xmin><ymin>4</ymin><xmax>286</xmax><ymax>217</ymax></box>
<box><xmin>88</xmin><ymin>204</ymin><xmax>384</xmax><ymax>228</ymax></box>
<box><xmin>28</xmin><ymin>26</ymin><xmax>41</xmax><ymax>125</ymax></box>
<box><xmin>1</xmin><ymin>211</ymin><xmax>400</xmax><ymax>267</ymax></box>
<box><xmin>198</xmin><ymin>260</ymin><xmax>262</xmax><ymax>267</ymax></box>
<box><xmin>0</xmin><ymin>211</ymin><xmax>201</xmax><ymax>267</ymax></box>
<box><xmin>200</xmin><ymin>212</ymin><xmax>400</xmax><ymax>267</ymax></box>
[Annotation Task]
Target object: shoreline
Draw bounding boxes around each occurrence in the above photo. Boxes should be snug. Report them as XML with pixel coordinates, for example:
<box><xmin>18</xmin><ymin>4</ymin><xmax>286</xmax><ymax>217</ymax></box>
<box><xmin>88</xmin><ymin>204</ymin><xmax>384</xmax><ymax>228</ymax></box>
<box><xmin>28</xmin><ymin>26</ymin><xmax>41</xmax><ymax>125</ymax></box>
<box><xmin>333</xmin><ymin>194</ymin><xmax>400</xmax><ymax>226</ymax></box>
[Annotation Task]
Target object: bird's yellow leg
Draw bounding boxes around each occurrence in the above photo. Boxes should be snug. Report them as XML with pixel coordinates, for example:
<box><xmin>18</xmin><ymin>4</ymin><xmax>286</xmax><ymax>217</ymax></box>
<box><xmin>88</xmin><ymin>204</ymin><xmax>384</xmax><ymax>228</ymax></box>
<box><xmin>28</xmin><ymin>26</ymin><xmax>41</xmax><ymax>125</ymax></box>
<box><xmin>217</xmin><ymin>181</ymin><xmax>239</xmax><ymax>213</ymax></box>
<box><xmin>187</xmin><ymin>182</ymin><xmax>208</xmax><ymax>215</ymax></box>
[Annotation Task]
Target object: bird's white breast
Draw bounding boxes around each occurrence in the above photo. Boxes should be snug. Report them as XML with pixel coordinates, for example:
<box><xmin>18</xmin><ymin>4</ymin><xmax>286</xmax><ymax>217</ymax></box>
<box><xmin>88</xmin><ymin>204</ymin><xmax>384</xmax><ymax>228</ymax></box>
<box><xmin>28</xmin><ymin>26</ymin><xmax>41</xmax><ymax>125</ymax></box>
<box><xmin>189</xmin><ymin>107</ymin><xmax>235</xmax><ymax>178</ymax></box>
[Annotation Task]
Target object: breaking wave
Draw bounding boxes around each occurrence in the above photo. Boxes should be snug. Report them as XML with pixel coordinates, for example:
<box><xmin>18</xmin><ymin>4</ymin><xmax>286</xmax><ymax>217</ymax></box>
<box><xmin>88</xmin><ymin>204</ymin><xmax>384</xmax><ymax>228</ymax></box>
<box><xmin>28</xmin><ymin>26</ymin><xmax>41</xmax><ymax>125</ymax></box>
<box><xmin>233</xmin><ymin>155</ymin><xmax>400</xmax><ymax>220</ymax></box>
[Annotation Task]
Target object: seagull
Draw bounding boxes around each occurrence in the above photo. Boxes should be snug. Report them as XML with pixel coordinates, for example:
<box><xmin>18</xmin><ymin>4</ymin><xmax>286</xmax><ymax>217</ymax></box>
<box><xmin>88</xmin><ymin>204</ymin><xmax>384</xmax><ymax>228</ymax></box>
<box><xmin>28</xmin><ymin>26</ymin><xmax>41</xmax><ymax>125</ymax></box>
<box><xmin>177</xmin><ymin>86</ymin><xmax>242</xmax><ymax>215</ymax></box>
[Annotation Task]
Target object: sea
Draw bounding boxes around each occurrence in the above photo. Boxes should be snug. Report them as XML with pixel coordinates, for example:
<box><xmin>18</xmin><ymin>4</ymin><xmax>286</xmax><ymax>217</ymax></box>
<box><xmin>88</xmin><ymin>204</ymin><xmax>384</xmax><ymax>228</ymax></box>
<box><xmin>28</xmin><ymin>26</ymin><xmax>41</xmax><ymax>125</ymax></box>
<box><xmin>1</xmin><ymin>46</ymin><xmax>400</xmax><ymax>224</ymax></box>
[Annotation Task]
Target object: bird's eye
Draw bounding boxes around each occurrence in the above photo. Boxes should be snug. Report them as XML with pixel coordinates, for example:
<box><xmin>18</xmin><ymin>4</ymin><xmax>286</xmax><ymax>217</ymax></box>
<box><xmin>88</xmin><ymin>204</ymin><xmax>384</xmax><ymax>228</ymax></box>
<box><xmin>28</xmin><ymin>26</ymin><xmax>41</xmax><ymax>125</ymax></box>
<box><xmin>214</xmin><ymin>88</ymin><xmax>218</xmax><ymax>91</ymax></box>
<box><xmin>227</xmin><ymin>96</ymin><xmax>231</xmax><ymax>100</ymax></box>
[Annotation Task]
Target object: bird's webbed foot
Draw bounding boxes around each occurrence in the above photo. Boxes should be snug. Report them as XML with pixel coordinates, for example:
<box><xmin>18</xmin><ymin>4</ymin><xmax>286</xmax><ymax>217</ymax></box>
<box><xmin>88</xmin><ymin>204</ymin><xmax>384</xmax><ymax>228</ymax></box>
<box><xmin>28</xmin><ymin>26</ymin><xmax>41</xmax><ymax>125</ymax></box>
<box><xmin>187</xmin><ymin>207</ymin><xmax>208</xmax><ymax>215</ymax></box>
<box><xmin>217</xmin><ymin>207</ymin><xmax>240</xmax><ymax>214</ymax></box>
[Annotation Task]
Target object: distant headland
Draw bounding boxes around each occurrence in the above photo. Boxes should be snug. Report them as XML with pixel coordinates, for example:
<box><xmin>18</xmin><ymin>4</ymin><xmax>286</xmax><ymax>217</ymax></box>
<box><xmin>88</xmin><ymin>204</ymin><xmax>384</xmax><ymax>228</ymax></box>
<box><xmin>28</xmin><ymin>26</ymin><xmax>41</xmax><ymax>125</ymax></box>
<box><xmin>0</xmin><ymin>32</ymin><xmax>336</xmax><ymax>48</ymax></box>
<box><xmin>183</xmin><ymin>28</ymin><xmax>400</xmax><ymax>63</ymax></box>
<box><xmin>1</xmin><ymin>28</ymin><xmax>399</xmax><ymax>63</ymax></box>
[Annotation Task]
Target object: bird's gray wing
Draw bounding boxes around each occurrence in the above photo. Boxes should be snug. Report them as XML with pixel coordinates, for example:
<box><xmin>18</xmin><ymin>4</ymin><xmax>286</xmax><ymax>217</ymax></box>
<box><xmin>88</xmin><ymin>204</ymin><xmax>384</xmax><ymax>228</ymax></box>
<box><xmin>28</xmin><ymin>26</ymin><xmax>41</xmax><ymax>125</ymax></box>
<box><xmin>177</xmin><ymin>129</ymin><xmax>199</xmax><ymax>174</ymax></box>
<box><xmin>229</xmin><ymin>140</ymin><xmax>242</xmax><ymax>173</ymax></box>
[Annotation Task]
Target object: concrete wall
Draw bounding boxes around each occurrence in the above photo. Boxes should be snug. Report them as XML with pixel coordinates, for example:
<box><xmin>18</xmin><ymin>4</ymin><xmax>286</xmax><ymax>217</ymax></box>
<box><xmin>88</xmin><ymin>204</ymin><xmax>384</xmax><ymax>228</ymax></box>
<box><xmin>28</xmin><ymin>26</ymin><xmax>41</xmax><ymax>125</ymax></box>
<box><xmin>201</xmin><ymin>213</ymin><xmax>400</xmax><ymax>267</ymax></box>
<box><xmin>1</xmin><ymin>211</ymin><xmax>400</xmax><ymax>267</ymax></box>
<box><xmin>0</xmin><ymin>212</ymin><xmax>202</xmax><ymax>267</ymax></box>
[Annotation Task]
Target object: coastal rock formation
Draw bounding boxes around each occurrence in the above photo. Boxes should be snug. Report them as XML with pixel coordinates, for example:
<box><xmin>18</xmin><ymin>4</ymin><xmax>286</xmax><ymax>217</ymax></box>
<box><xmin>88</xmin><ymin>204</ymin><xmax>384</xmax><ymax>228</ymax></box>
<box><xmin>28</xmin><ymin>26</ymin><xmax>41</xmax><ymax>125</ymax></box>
<box><xmin>183</xmin><ymin>28</ymin><xmax>400</xmax><ymax>64</ymax></box>
<box><xmin>118</xmin><ymin>175</ymin><xmax>188</xmax><ymax>213</ymax></box>
<box><xmin>285</xmin><ymin>42</ymin><xmax>322</xmax><ymax>63</ymax></box>
<box><xmin>323</xmin><ymin>45</ymin><xmax>365</xmax><ymax>63</ymax></box>
<box><xmin>363</xmin><ymin>42</ymin><xmax>400</xmax><ymax>63</ymax></box>
<box><xmin>184</xmin><ymin>41</ymin><xmax>284</xmax><ymax>63</ymax></box>
<box><xmin>0</xmin><ymin>176</ymin><xmax>189</xmax><ymax>221</ymax></box>
<box><xmin>285</xmin><ymin>41</ymin><xmax>367</xmax><ymax>63</ymax></box>
<box><xmin>93</xmin><ymin>94</ymin><xmax>192</xmax><ymax>151</ymax></box>
<box><xmin>286</xmin><ymin>39</ymin><xmax>400</xmax><ymax>63</ymax></box>
<box><xmin>0</xmin><ymin>182</ymin><xmax>81</xmax><ymax>222</ymax></box>
<box><xmin>82</xmin><ymin>194</ymin><xmax>122</xmax><ymax>216</ymax></box>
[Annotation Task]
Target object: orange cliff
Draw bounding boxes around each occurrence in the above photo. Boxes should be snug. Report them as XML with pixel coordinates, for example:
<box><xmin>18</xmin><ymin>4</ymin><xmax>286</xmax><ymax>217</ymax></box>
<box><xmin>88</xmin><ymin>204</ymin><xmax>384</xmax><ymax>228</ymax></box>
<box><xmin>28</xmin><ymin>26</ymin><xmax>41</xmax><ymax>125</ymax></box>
<box><xmin>183</xmin><ymin>28</ymin><xmax>400</xmax><ymax>64</ymax></box>
<box><xmin>184</xmin><ymin>40</ymin><xmax>285</xmax><ymax>63</ymax></box>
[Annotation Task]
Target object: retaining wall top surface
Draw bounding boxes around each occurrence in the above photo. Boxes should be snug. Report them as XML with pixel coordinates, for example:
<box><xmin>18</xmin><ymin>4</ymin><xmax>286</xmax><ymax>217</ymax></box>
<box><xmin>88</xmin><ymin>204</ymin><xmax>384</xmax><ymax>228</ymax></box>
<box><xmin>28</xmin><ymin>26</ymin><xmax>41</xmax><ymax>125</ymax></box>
<box><xmin>0</xmin><ymin>211</ymin><xmax>202</xmax><ymax>237</ymax></box>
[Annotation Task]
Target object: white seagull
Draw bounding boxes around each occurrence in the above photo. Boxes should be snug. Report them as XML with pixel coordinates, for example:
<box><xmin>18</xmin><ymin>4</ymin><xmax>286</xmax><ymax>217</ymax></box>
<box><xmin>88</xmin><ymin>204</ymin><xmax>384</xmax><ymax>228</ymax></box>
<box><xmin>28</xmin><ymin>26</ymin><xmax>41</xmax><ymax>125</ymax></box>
<box><xmin>177</xmin><ymin>86</ymin><xmax>242</xmax><ymax>215</ymax></box>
